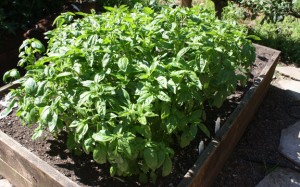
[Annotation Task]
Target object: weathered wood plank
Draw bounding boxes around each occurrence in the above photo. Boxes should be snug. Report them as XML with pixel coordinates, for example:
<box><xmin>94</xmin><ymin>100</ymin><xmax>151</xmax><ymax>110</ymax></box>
<box><xmin>0</xmin><ymin>158</ymin><xmax>32</xmax><ymax>187</ymax></box>
<box><xmin>0</xmin><ymin>83</ymin><xmax>18</xmax><ymax>96</ymax></box>
<box><xmin>178</xmin><ymin>45</ymin><xmax>281</xmax><ymax>187</ymax></box>
<box><xmin>0</xmin><ymin>130</ymin><xmax>80</xmax><ymax>187</ymax></box>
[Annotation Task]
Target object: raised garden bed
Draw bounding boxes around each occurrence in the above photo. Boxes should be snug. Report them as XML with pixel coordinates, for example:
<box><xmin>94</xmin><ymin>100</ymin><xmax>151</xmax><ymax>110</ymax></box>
<box><xmin>0</xmin><ymin>44</ymin><xmax>280</xmax><ymax>187</ymax></box>
<box><xmin>178</xmin><ymin>44</ymin><xmax>280</xmax><ymax>186</ymax></box>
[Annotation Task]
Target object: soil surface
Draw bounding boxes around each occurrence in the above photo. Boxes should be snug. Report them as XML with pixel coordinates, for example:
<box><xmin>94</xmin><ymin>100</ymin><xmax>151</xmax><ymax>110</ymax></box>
<box><xmin>0</xmin><ymin>46</ymin><xmax>271</xmax><ymax>186</ymax></box>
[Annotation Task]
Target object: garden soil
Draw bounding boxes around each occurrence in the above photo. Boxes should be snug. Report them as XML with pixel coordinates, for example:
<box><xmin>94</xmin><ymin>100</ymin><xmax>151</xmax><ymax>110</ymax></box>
<box><xmin>0</xmin><ymin>47</ymin><xmax>279</xmax><ymax>186</ymax></box>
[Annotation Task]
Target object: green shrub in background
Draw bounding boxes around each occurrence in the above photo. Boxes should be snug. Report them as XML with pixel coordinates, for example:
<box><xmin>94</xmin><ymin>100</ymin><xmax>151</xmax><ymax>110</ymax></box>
<box><xmin>2</xmin><ymin>5</ymin><xmax>255</xmax><ymax>182</ymax></box>
<box><xmin>99</xmin><ymin>0</ymin><xmax>151</xmax><ymax>7</ymax></box>
<box><xmin>293</xmin><ymin>0</ymin><xmax>300</xmax><ymax>11</ymax></box>
<box><xmin>222</xmin><ymin>2</ymin><xmax>246</xmax><ymax>21</ymax></box>
<box><xmin>250</xmin><ymin>16</ymin><xmax>300</xmax><ymax>64</ymax></box>
<box><xmin>237</xmin><ymin>0</ymin><xmax>291</xmax><ymax>23</ymax></box>
<box><xmin>221</xmin><ymin>2</ymin><xmax>300</xmax><ymax>65</ymax></box>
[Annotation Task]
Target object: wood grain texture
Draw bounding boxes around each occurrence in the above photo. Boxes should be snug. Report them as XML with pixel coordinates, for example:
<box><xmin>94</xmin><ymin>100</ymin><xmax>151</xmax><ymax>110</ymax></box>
<box><xmin>0</xmin><ymin>158</ymin><xmax>32</xmax><ymax>187</ymax></box>
<box><xmin>0</xmin><ymin>130</ymin><xmax>80</xmax><ymax>187</ymax></box>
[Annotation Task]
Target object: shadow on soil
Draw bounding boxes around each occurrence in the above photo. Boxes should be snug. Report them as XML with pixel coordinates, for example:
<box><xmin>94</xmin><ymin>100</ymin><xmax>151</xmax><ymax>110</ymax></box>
<box><xmin>45</xmin><ymin>132</ymin><xmax>141</xmax><ymax>187</ymax></box>
<box><xmin>214</xmin><ymin>84</ymin><xmax>300</xmax><ymax>186</ymax></box>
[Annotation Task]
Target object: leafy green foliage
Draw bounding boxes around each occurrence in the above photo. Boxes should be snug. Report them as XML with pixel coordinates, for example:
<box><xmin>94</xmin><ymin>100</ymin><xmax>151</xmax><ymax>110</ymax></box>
<box><xmin>250</xmin><ymin>15</ymin><xmax>300</xmax><ymax>64</ymax></box>
<box><xmin>99</xmin><ymin>0</ymin><xmax>150</xmax><ymax>7</ymax></box>
<box><xmin>2</xmin><ymin>5</ymin><xmax>255</xmax><ymax>181</ymax></box>
<box><xmin>237</xmin><ymin>0</ymin><xmax>298</xmax><ymax>23</ymax></box>
<box><xmin>293</xmin><ymin>0</ymin><xmax>300</xmax><ymax>12</ymax></box>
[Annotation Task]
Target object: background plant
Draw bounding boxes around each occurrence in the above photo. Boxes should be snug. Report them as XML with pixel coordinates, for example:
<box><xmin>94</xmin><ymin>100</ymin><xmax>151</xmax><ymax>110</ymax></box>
<box><xmin>221</xmin><ymin>1</ymin><xmax>300</xmax><ymax>65</ymax></box>
<box><xmin>2</xmin><ymin>5</ymin><xmax>255</xmax><ymax>182</ymax></box>
<box><xmin>249</xmin><ymin>16</ymin><xmax>300</xmax><ymax>64</ymax></box>
<box><xmin>292</xmin><ymin>0</ymin><xmax>300</xmax><ymax>11</ymax></box>
<box><xmin>0</xmin><ymin>0</ymin><xmax>65</xmax><ymax>49</ymax></box>
<box><xmin>184</xmin><ymin>0</ymin><xmax>300</xmax><ymax>21</ymax></box>
<box><xmin>237</xmin><ymin>0</ymin><xmax>292</xmax><ymax>23</ymax></box>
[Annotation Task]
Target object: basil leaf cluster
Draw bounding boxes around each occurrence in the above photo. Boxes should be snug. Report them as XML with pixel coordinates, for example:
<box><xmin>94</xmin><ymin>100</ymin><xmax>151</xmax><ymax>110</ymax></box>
<box><xmin>3</xmin><ymin>5</ymin><xmax>255</xmax><ymax>182</ymax></box>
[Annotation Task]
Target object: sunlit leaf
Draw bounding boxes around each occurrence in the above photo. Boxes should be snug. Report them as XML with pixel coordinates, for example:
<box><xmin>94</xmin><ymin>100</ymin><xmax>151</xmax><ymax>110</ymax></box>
<box><xmin>118</xmin><ymin>57</ymin><xmax>129</xmax><ymax>71</ymax></box>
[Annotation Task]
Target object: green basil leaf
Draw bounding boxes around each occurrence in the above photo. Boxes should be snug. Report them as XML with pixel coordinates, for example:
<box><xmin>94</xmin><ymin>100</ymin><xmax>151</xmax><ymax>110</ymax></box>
<box><xmin>157</xmin><ymin>149</ymin><xmax>166</xmax><ymax>168</ymax></box>
<box><xmin>118</xmin><ymin>159</ymin><xmax>129</xmax><ymax>172</ymax></box>
<box><xmin>144</xmin><ymin>148</ymin><xmax>158</xmax><ymax>170</ymax></box>
<box><xmin>162</xmin><ymin>156</ymin><xmax>172</xmax><ymax>176</ymax></box>
<box><xmin>92</xmin><ymin>130</ymin><xmax>114</xmax><ymax>142</ymax></box>
<box><xmin>138</xmin><ymin>116</ymin><xmax>147</xmax><ymax>125</ymax></box>
<box><xmin>120</xmin><ymin>139</ymin><xmax>132</xmax><ymax>157</ymax></box>
<box><xmin>32</xmin><ymin>127</ymin><xmax>43</xmax><ymax>140</ymax></box>
<box><xmin>83</xmin><ymin>138</ymin><xmax>94</xmax><ymax>154</ymax></box>
<box><xmin>121</xmin><ymin>88</ymin><xmax>130</xmax><ymax>104</ymax></box>
<box><xmin>36</xmin><ymin>81</ymin><xmax>47</xmax><ymax>96</ymax></box>
<box><xmin>246</xmin><ymin>35</ymin><xmax>261</xmax><ymax>41</ymax></box>
<box><xmin>3</xmin><ymin>69</ymin><xmax>20</xmax><ymax>82</ymax></box>
<box><xmin>40</xmin><ymin>106</ymin><xmax>51</xmax><ymax>124</ymax></box>
<box><xmin>76</xmin><ymin>123</ymin><xmax>88</xmax><ymax>141</ymax></box>
<box><xmin>176</xmin><ymin>47</ymin><xmax>190</xmax><ymax>61</ymax></box>
<box><xmin>134</xmin><ymin>125</ymin><xmax>151</xmax><ymax>139</ymax></box>
<box><xmin>81</xmin><ymin>80</ymin><xmax>94</xmax><ymax>87</ymax></box>
<box><xmin>48</xmin><ymin>112</ymin><xmax>58</xmax><ymax>132</ymax></box>
<box><xmin>161</xmin><ymin>102</ymin><xmax>170</xmax><ymax>119</ymax></box>
<box><xmin>0</xmin><ymin>98</ymin><xmax>16</xmax><ymax>119</ymax></box>
<box><xmin>118</xmin><ymin>57</ymin><xmax>129</xmax><ymax>71</ymax></box>
<box><xmin>96</xmin><ymin>100</ymin><xmax>106</xmax><ymax>117</ymax></box>
<box><xmin>93</xmin><ymin>144</ymin><xmax>107</xmax><ymax>164</ymax></box>
<box><xmin>24</xmin><ymin>78</ymin><xmax>37</xmax><ymax>94</ymax></box>
<box><xmin>78</xmin><ymin>91</ymin><xmax>91</xmax><ymax>106</ymax></box>
<box><xmin>180</xmin><ymin>130</ymin><xmax>191</xmax><ymax>148</ymax></box>
<box><xmin>56</xmin><ymin>72</ymin><xmax>72</xmax><ymax>78</ymax></box>
<box><xmin>94</xmin><ymin>73</ymin><xmax>105</xmax><ymax>83</ymax></box>
<box><xmin>198</xmin><ymin>122</ymin><xmax>210</xmax><ymax>138</ymax></box>
<box><xmin>157</xmin><ymin>91</ymin><xmax>171</xmax><ymax>102</ymax></box>
<box><xmin>69</xmin><ymin>120</ymin><xmax>80</xmax><ymax>128</ymax></box>
<box><xmin>156</xmin><ymin>76</ymin><xmax>168</xmax><ymax>89</ymax></box>
<box><xmin>31</xmin><ymin>39</ymin><xmax>45</xmax><ymax>53</ymax></box>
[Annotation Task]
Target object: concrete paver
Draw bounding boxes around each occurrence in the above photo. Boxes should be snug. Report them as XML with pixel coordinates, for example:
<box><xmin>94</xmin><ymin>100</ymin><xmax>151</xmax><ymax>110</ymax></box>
<box><xmin>276</xmin><ymin>66</ymin><xmax>300</xmax><ymax>81</ymax></box>
<box><xmin>279</xmin><ymin>121</ymin><xmax>300</xmax><ymax>167</ymax></box>
<box><xmin>256</xmin><ymin>66</ymin><xmax>300</xmax><ymax>186</ymax></box>
<box><xmin>256</xmin><ymin>168</ymin><xmax>300</xmax><ymax>187</ymax></box>
<box><xmin>273</xmin><ymin>79</ymin><xmax>300</xmax><ymax>100</ymax></box>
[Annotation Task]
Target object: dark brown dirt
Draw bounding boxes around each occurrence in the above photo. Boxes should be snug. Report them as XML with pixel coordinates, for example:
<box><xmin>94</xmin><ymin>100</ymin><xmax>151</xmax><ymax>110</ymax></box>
<box><xmin>0</xmin><ymin>91</ymin><xmax>245</xmax><ymax>187</ymax></box>
<box><xmin>0</xmin><ymin>47</ymin><xmax>272</xmax><ymax>186</ymax></box>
